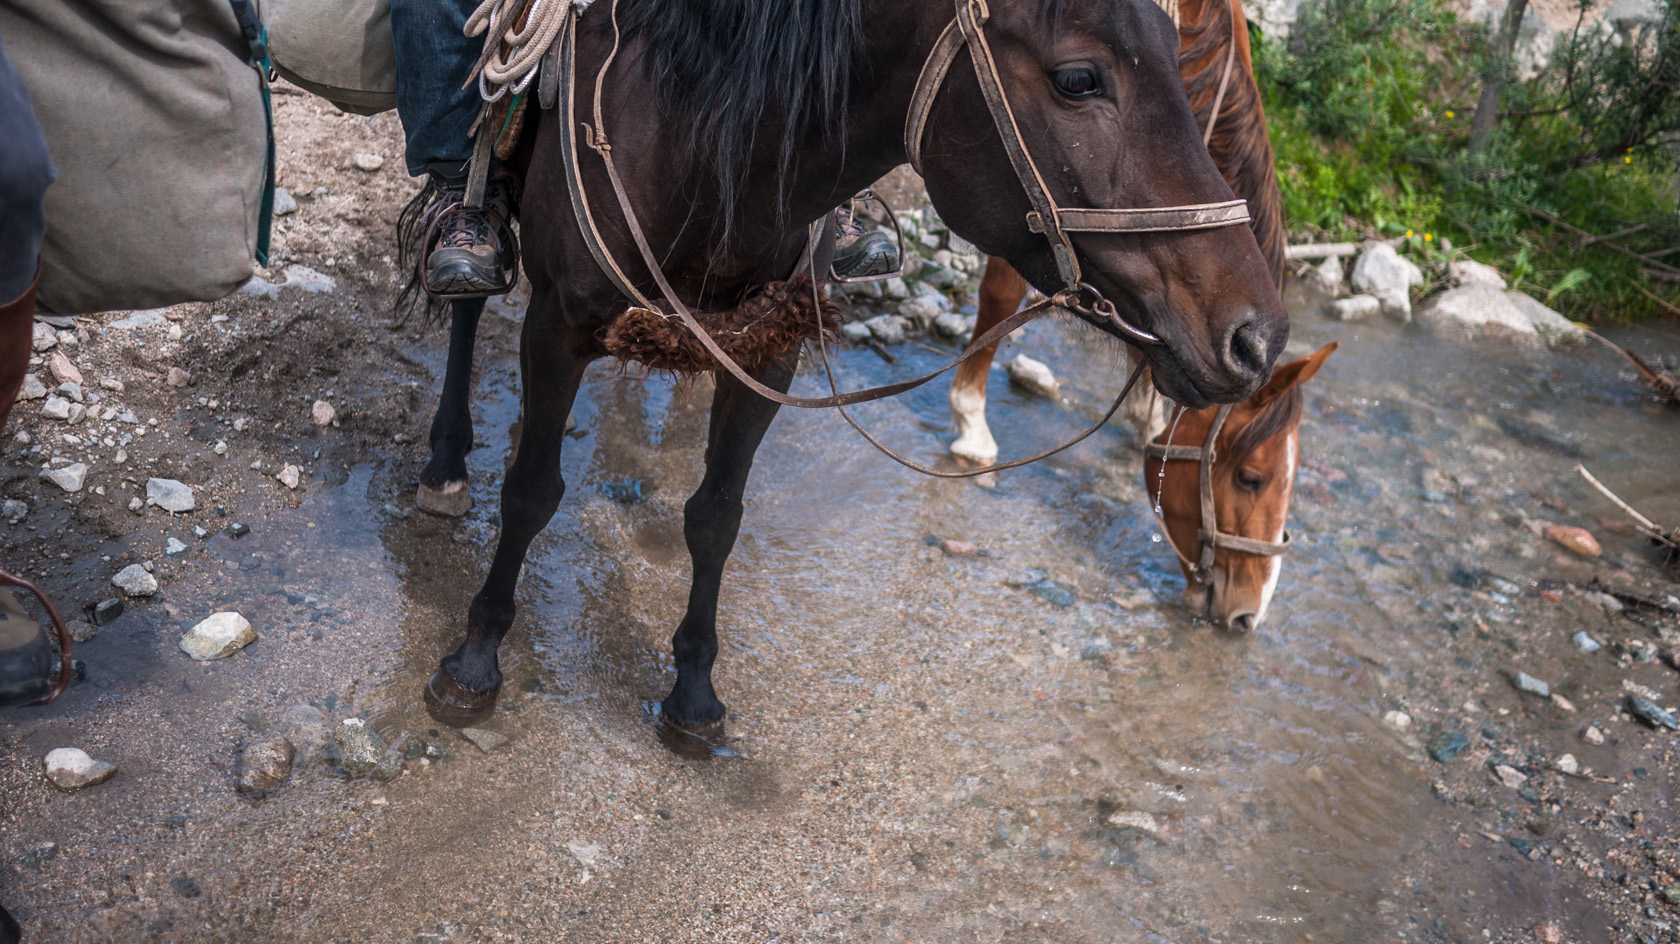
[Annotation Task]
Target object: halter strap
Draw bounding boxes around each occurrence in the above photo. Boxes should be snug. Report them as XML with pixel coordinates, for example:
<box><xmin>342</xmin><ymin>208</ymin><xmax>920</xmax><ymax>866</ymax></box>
<box><xmin>1145</xmin><ymin>403</ymin><xmax>1290</xmax><ymax>582</ymax></box>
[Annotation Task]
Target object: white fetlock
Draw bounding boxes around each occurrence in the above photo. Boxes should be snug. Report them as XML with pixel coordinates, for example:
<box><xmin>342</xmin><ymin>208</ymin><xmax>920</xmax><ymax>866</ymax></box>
<box><xmin>949</xmin><ymin>384</ymin><xmax>998</xmax><ymax>464</ymax></box>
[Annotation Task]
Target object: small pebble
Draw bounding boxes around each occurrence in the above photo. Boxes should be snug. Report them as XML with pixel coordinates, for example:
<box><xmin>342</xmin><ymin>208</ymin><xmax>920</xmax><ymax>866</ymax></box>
<box><xmin>311</xmin><ymin>400</ymin><xmax>336</xmax><ymax>426</ymax></box>
<box><xmin>179</xmin><ymin>612</ymin><xmax>256</xmax><ymax>661</ymax></box>
<box><xmin>1542</xmin><ymin>524</ymin><xmax>1600</xmax><ymax>557</ymax></box>
<box><xmin>43</xmin><ymin>747</ymin><xmax>117</xmax><ymax>790</ymax></box>
<box><xmin>1555</xmin><ymin>753</ymin><xmax>1579</xmax><ymax>775</ymax></box>
<box><xmin>1583</xmin><ymin>725</ymin><xmax>1604</xmax><ymax>745</ymax></box>
<box><xmin>1491</xmin><ymin>764</ymin><xmax>1529</xmax><ymax>790</ymax></box>
<box><xmin>1382</xmin><ymin>710</ymin><xmax>1411</xmax><ymax>730</ymax></box>
<box><xmin>1511</xmin><ymin>672</ymin><xmax>1550</xmax><ymax>698</ymax></box>
<box><xmin>353</xmin><ymin>152</ymin><xmax>385</xmax><ymax>171</ymax></box>
<box><xmin>1572</xmin><ymin>631</ymin><xmax>1602</xmax><ymax>652</ymax></box>
<box><xmin>1627</xmin><ymin>695</ymin><xmax>1678</xmax><ymax>731</ymax></box>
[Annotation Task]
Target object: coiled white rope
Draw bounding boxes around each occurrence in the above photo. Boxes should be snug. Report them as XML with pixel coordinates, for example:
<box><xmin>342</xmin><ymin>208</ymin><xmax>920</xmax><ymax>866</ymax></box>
<box><xmin>465</xmin><ymin>0</ymin><xmax>587</xmax><ymax>101</ymax></box>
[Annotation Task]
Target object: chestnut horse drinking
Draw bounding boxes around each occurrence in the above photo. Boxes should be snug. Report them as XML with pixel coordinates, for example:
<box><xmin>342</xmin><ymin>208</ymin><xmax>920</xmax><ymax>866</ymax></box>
<box><xmin>942</xmin><ymin>0</ymin><xmax>1326</xmax><ymax>630</ymax></box>
<box><xmin>420</xmin><ymin>0</ymin><xmax>1288</xmax><ymax>732</ymax></box>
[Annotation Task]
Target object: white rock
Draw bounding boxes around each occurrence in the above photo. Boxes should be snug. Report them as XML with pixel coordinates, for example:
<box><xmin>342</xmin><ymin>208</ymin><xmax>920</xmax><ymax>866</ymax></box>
<box><xmin>241</xmin><ymin>278</ymin><xmax>282</xmax><ymax>299</ymax></box>
<box><xmin>145</xmin><ymin>477</ymin><xmax>196</xmax><ymax>513</ymax></box>
<box><xmin>179</xmin><ymin>612</ymin><xmax>256</xmax><ymax>661</ymax></box>
<box><xmin>166</xmin><ymin>367</ymin><xmax>191</xmax><ymax>388</ymax></box>
<box><xmin>1383</xmin><ymin>710</ymin><xmax>1412</xmax><ymax>730</ymax></box>
<box><xmin>40</xmin><ymin>463</ymin><xmax>87</xmax><ymax>493</ymax></box>
<box><xmin>1506</xmin><ymin>291</ymin><xmax>1586</xmax><ymax>348</ymax></box>
<box><xmin>31</xmin><ymin>322</ymin><xmax>58</xmax><ymax>352</ymax></box>
<box><xmin>1351</xmin><ymin>244</ymin><xmax>1423</xmax><ymax>322</ymax></box>
<box><xmin>1491</xmin><ymin>764</ymin><xmax>1529</xmax><ymax>790</ymax></box>
<box><xmin>43</xmin><ymin>748</ymin><xmax>117</xmax><ymax>790</ymax></box>
<box><xmin>353</xmin><ymin>152</ymin><xmax>385</xmax><ymax>171</ymax></box>
<box><xmin>18</xmin><ymin>373</ymin><xmax>46</xmax><ymax>400</ymax></box>
<box><xmin>1006</xmin><ymin>354</ymin><xmax>1060</xmax><ymax>398</ymax></box>
<box><xmin>880</xmin><ymin>277</ymin><xmax>910</xmax><ymax>300</ymax></box>
<box><xmin>1107</xmin><ymin>811</ymin><xmax>1161</xmax><ymax>834</ymax></box>
<box><xmin>933</xmin><ymin>311</ymin><xmax>978</xmax><ymax>338</ymax></box>
<box><xmin>1583</xmin><ymin>725</ymin><xmax>1604</xmax><ymax>745</ymax></box>
<box><xmin>1310</xmin><ymin>254</ymin><xmax>1345</xmax><ymax>295</ymax></box>
<box><xmin>106</xmin><ymin>310</ymin><xmax>168</xmax><ymax>330</ymax></box>
<box><xmin>311</xmin><ymin>400</ymin><xmax>336</xmax><ymax>427</ymax></box>
<box><xmin>897</xmin><ymin>295</ymin><xmax>944</xmax><ymax>329</ymax></box>
<box><xmin>283</xmin><ymin>265</ymin><xmax>337</xmax><ymax>295</ymax></box>
<box><xmin>566</xmin><ymin>839</ymin><xmax>602</xmax><ymax>866</ymax></box>
<box><xmin>276</xmin><ymin>464</ymin><xmax>302</xmax><ymax>489</ymax></box>
<box><xmin>1326</xmin><ymin>295</ymin><xmax>1382</xmax><ymax>322</ymax></box>
<box><xmin>40</xmin><ymin>395</ymin><xmax>71</xmax><ymax>421</ymax></box>
<box><xmin>110</xmin><ymin>563</ymin><xmax>158</xmax><ymax>597</ymax></box>
<box><xmin>1555</xmin><ymin>753</ymin><xmax>1579</xmax><ymax>774</ymax></box>
<box><xmin>840</xmin><ymin>322</ymin><xmax>872</xmax><ymax>343</ymax></box>
<box><xmin>1448</xmin><ymin>258</ymin><xmax>1507</xmax><ymax>289</ymax></box>
<box><xmin>1415</xmin><ymin>284</ymin><xmax>1548</xmax><ymax>345</ymax></box>
<box><xmin>863</xmin><ymin>314</ymin><xmax>907</xmax><ymax>344</ymax></box>
<box><xmin>272</xmin><ymin>187</ymin><xmax>298</xmax><ymax>216</ymax></box>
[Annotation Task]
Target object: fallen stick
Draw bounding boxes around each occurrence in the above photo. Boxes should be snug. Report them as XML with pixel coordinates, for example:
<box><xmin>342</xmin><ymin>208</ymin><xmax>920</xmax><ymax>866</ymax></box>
<box><xmin>1581</xmin><ymin>330</ymin><xmax>1680</xmax><ymax>400</ymax></box>
<box><xmin>1523</xmin><ymin>206</ymin><xmax>1680</xmax><ymax>277</ymax></box>
<box><xmin>1634</xmin><ymin>284</ymin><xmax>1680</xmax><ymax>318</ymax></box>
<box><xmin>1576</xmin><ymin>464</ymin><xmax>1677</xmax><ymax>548</ymax></box>
<box><xmin>1286</xmin><ymin>242</ymin><xmax>1361</xmax><ymax>260</ymax></box>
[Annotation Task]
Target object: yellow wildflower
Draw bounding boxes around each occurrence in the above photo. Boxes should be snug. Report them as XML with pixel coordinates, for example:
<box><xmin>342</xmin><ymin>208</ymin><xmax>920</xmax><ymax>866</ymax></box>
<box><xmin>1445</xmin><ymin>110</ymin><xmax>1455</xmax><ymax>118</ymax></box>
<box><xmin>1423</xmin><ymin>233</ymin><xmax>1433</xmax><ymax>242</ymax></box>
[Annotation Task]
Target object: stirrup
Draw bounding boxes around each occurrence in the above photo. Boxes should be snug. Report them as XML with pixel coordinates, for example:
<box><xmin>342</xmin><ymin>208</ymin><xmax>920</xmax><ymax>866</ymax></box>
<box><xmin>829</xmin><ymin>189</ymin><xmax>906</xmax><ymax>284</ymax></box>
<box><xmin>418</xmin><ymin>198</ymin><xmax>521</xmax><ymax>300</ymax></box>
<box><xmin>0</xmin><ymin>568</ymin><xmax>74</xmax><ymax>709</ymax></box>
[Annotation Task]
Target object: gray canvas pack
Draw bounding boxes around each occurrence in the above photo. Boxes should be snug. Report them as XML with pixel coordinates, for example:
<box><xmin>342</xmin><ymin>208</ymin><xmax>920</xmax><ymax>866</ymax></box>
<box><xmin>0</xmin><ymin>0</ymin><xmax>268</xmax><ymax>314</ymax></box>
<box><xmin>265</xmin><ymin>0</ymin><xmax>397</xmax><ymax>116</ymax></box>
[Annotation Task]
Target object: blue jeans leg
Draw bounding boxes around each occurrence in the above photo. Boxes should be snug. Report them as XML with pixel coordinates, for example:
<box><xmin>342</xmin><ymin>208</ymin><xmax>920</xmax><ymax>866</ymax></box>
<box><xmin>0</xmin><ymin>36</ymin><xmax>55</xmax><ymax>301</ymax></box>
<box><xmin>391</xmin><ymin>0</ymin><xmax>483</xmax><ymax>178</ymax></box>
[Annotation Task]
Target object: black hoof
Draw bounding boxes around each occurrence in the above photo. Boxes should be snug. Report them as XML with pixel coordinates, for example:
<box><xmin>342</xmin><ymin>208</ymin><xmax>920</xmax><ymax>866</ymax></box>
<box><xmin>651</xmin><ymin>703</ymin><xmax>738</xmax><ymax>759</ymax></box>
<box><xmin>423</xmin><ymin>670</ymin><xmax>499</xmax><ymax>727</ymax></box>
<box><xmin>416</xmin><ymin>479</ymin><xmax>472</xmax><ymax>518</ymax></box>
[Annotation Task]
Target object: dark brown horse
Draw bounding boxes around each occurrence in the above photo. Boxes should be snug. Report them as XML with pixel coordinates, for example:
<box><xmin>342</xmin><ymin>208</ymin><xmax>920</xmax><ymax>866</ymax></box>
<box><xmin>420</xmin><ymin>0</ymin><xmax>1289</xmax><ymax>733</ymax></box>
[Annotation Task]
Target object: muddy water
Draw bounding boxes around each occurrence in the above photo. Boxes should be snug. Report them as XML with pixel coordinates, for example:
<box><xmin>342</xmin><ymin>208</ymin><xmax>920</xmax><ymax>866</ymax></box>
<box><xmin>3</xmin><ymin>296</ymin><xmax>1678</xmax><ymax>942</ymax></box>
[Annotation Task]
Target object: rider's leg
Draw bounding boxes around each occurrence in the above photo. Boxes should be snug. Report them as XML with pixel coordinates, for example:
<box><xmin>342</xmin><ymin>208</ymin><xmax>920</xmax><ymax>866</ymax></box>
<box><xmin>391</xmin><ymin>0</ymin><xmax>516</xmax><ymax>296</ymax></box>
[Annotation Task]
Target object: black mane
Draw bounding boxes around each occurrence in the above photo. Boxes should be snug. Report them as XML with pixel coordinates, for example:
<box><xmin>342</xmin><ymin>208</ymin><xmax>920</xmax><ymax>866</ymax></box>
<box><xmin>618</xmin><ymin>0</ymin><xmax>861</xmax><ymax>241</ymax></box>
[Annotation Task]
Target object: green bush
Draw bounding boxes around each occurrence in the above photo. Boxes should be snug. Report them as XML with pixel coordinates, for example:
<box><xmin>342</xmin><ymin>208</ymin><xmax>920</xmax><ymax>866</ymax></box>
<box><xmin>1253</xmin><ymin>0</ymin><xmax>1680</xmax><ymax>320</ymax></box>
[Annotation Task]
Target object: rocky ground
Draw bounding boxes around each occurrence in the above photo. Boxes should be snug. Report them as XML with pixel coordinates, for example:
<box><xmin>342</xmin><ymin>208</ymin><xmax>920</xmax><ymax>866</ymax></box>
<box><xmin>2</xmin><ymin>82</ymin><xmax>1680</xmax><ymax>943</ymax></box>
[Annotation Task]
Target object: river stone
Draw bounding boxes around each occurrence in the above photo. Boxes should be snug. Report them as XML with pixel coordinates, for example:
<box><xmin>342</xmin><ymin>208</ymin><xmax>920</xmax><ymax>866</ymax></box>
<box><xmin>94</xmin><ymin>598</ymin><xmax>124</xmax><ymax>624</ymax></box>
<box><xmin>864</xmin><ymin>314</ymin><xmax>907</xmax><ymax>344</ymax></box>
<box><xmin>1325</xmin><ymin>295</ymin><xmax>1381</xmax><ymax>322</ymax></box>
<box><xmin>1573</xmin><ymin>631</ymin><xmax>1602</xmax><ymax>652</ymax></box>
<box><xmin>2</xmin><ymin>499</ymin><xmax>25</xmax><ymax>522</ymax></box>
<box><xmin>40</xmin><ymin>395</ymin><xmax>70</xmax><ymax>420</ymax></box>
<box><xmin>278</xmin><ymin>703</ymin><xmax>331</xmax><ymax>762</ymax></box>
<box><xmin>41</xmin><ymin>463</ymin><xmax>87</xmax><ymax>493</ymax></box>
<box><xmin>284</xmin><ymin>265</ymin><xmax>337</xmax><ymax>294</ymax></box>
<box><xmin>1107</xmin><ymin>811</ymin><xmax>1161</xmax><ymax>834</ymax></box>
<box><xmin>1542</xmin><ymin>524</ymin><xmax>1600</xmax><ymax>557</ymax></box>
<box><xmin>1351</xmin><ymin>244</ymin><xmax>1422</xmax><ymax>321</ymax></box>
<box><xmin>31</xmin><ymin>321</ymin><xmax>57</xmax><ymax>351</ymax></box>
<box><xmin>1506</xmin><ymin>292</ymin><xmax>1586</xmax><ymax>347</ymax></box>
<box><xmin>333</xmin><ymin>718</ymin><xmax>401</xmax><ymax>780</ymax></box>
<box><xmin>353</xmin><ymin>152</ymin><xmax>385</xmax><ymax>171</ymax></box>
<box><xmin>110</xmin><ymin>564</ymin><xmax>158</xmax><ymax>598</ymax></box>
<box><xmin>1448</xmin><ymin>258</ymin><xmax>1507</xmax><ymax>289</ymax></box>
<box><xmin>919</xmin><ymin>263</ymin><xmax>961</xmax><ymax>289</ymax></box>
<box><xmin>146</xmin><ymin>478</ymin><xmax>196</xmax><ymax>513</ymax></box>
<box><xmin>67</xmin><ymin>620</ymin><xmax>99</xmax><ymax>643</ymax></box>
<box><xmin>897</xmin><ymin>295</ymin><xmax>944</xmax><ymax>329</ymax></box>
<box><xmin>43</xmin><ymin>747</ymin><xmax>117</xmax><ymax>790</ymax></box>
<box><xmin>1555</xmin><ymin>753</ymin><xmax>1579</xmax><ymax>775</ymax></box>
<box><xmin>165</xmin><ymin>537</ymin><xmax>189</xmax><ymax>557</ymax></box>
<box><xmin>237</xmin><ymin>737</ymin><xmax>297</xmax><ymax>796</ymax></box>
<box><xmin>1006</xmin><ymin>354</ymin><xmax>1060</xmax><ymax>398</ymax></box>
<box><xmin>166</xmin><ymin>367</ymin><xmax>191</xmax><ymax>388</ymax></box>
<box><xmin>46</xmin><ymin>352</ymin><xmax>82</xmax><ymax>386</ymax></box>
<box><xmin>1627</xmin><ymin>695</ymin><xmax>1679</xmax><ymax>731</ymax></box>
<box><xmin>840</xmin><ymin>321</ymin><xmax>872</xmax><ymax>343</ymax></box>
<box><xmin>1428</xmin><ymin>732</ymin><xmax>1472</xmax><ymax>763</ymax></box>
<box><xmin>18</xmin><ymin>373</ymin><xmax>46</xmax><ymax>400</ymax></box>
<box><xmin>272</xmin><ymin>187</ymin><xmax>298</xmax><ymax>216</ymax></box>
<box><xmin>180</xmin><ymin>612</ymin><xmax>255</xmax><ymax>660</ymax></box>
<box><xmin>460</xmin><ymin>727</ymin><xmax>509</xmax><ymax>753</ymax></box>
<box><xmin>933</xmin><ymin>311</ymin><xmax>976</xmax><ymax>338</ymax></box>
<box><xmin>1415</xmin><ymin>284</ymin><xmax>1543</xmax><ymax>344</ymax></box>
<box><xmin>276</xmin><ymin>464</ymin><xmax>302</xmax><ymax>490</ymax></box>
<box><xmin>1491</xmin><ymin>764</ymin><xmax>1529</xmax><ymax>789</ymax></box>
<box><xmin>56</xmin><ymin>381</ymin><xmax>82</xmax><ymax>403</ymax></box>
<box><xmin>311</xmin><ymin>399</ymin><xmax>336</xmax><ymax>426</ymax></box>
<box><xmin>1306</xmin><ymin>254</ymin><xmax>1344</xmax><ymax>295</ymax></box>
<box><xmin>1511</xmin><ymin>672</ymin><xmax>1550</xmax><ymax>698</ymax></box>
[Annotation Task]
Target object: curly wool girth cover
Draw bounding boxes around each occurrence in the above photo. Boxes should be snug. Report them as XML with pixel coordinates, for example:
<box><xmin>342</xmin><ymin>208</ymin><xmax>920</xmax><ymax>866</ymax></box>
<box><xmin>599</xmin><ymin>274</ymin><xmax>842</xmax><ymax>373</ymax></box>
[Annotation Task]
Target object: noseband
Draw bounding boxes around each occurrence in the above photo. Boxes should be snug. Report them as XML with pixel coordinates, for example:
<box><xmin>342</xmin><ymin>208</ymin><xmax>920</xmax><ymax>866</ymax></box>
<box><xmin>904</xmin><ymin>0</ymin><xmax>1252</xmax><ymax>346</ymax></box>
<box><xmin>1145</xmin><ymin>404</ymin><xmax>1291</xmax><ymax>583</ymax></box>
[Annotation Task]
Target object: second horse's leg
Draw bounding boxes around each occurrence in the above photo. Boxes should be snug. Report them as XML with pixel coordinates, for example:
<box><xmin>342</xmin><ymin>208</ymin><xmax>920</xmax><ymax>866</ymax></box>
<box><xmin>948</xmin><ymin>256</ymin><xmax>1027</xmax><ymax>464</ymax></box>
<box><xmin>661</xmin><ymin>351</ymin><xmax>797</xmax><ymax>731</ymax></box>
<box><xmin>425</xmin><ymin>307</ymin><xmax>593</xmax><ymax>725</ymax></box>
<box><xmin>417</xmin><ymin>297</ymin><xmax>486</xmax><ymax>517</ymax></box>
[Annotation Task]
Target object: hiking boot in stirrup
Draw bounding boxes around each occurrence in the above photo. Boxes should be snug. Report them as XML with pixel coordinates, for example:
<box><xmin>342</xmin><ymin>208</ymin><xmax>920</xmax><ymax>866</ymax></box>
<box><xmin>830</xmin><ymin>205</ymin><xmax>900</xmax><ymax>280</ymax></box>
<box><xmin>423</xmin><ymin>178</ymin><xmax>518</xmax><ymax>297</ymax></box>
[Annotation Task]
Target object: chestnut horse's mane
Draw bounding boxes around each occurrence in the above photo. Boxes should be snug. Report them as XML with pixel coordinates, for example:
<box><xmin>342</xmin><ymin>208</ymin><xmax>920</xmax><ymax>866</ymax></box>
<box><xmin>616</xmin><ymin>0</ymin><xmax>861</xmax><ymax>240</ymax></box>
<box><xmin>1175</xmin><ymin>0</ymin><xmax>1286</xmax><ymax>290</ymax></box>
<box><xmin>1220</xmin><ymin>383</ymin><xmax>1302</xmax><ymax>469</ymax></box>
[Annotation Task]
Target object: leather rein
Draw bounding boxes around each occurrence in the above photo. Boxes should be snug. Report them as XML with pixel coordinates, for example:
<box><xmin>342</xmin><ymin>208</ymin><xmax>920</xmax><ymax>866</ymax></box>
<box><xmin>1144</xmin><ymin>403</ymin><xmax>1290</xmax><ymax>583</ymax></box>
<box><xmin>556</xmin><ymin>0</ymin><xmax>1251</xmax><ymax>476</ymax></box>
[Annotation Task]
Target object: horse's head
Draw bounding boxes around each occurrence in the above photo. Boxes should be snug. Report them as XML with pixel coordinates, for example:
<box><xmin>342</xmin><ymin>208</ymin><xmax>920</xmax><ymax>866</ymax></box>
<box><xmin>915</xmin><ymin>0</ymin><xmax>1287</xmax><ymax>408</ymax></box>
<box><xmin>1144</xmin><ymin>343</ymin><xmax>1336</xmax><ymax>631</ymax></box>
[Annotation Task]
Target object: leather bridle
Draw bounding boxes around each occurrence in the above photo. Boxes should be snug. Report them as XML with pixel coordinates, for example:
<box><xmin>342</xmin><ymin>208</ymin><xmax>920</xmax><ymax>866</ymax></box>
<box><xmin>1144</xmin><ymin>403</ymin><xmax>1291</xmax><ymax>583</ymax></box>
<box><xmin>555</xmin><ymin>0</ymin><xmax>1253</xmax><ymax>475</ymax></box>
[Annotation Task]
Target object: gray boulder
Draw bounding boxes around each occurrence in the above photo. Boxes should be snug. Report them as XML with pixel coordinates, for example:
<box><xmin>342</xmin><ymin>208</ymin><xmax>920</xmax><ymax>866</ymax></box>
<box><xmin>864</xmin><ymin>314</ymin><xmax>907</xmax><ymax>344</ymax></box>
<box><xmin>40</xmin><ymin>463</ymin><xmax>87</xmax><ymax>493</ymax></box>
<box><xmin>1325</xmin><ymin>295</ymin><xmax>1382</xmax><ymax>322</ymax></box>
<box><xmin>1414</xmin><ymin>284</ymin><xmax>1582</xmax><ymax>347</ymax></box>
<box><xmin>146</xmin><ymin>478</ymin><xmax>196</xmax><ymax>513</ymax></box>
<box><xmin>110</xmin><ymin>564</ymin><xmax>158</xmax><ymax>598</ymax></box>
<box><xmin>1448</xmin><ymin>258</ymin><xmax>1507</xmax><ymax>289</ymax></box>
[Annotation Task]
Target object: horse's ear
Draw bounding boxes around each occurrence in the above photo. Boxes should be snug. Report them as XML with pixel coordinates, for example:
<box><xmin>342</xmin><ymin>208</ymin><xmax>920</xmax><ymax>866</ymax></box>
<box><xmin>1248</xmin><ymin>342</ymin><xmax>1338</xmax><ymax>409</ymax></box>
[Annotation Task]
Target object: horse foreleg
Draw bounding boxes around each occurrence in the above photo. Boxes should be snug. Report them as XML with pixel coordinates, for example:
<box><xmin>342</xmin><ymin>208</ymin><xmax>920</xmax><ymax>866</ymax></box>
<box><xmin>949</xmin><ymin>256</ymin><xmax>1027</xmax><ymax>464</ymax></box>
<box><xmin>417</xmin><ymin>298</ymin><xmax>486</xmax><ymax>517</ymax></box>
<box><xmin>661</xmin><ymin>350</ymin><xmax>798</xmax><ymax>731</ymax></box>
<box><xmin>424</xmin><ymin>306</ymin><xmax>593</xmax><ymax>726</ymax></box>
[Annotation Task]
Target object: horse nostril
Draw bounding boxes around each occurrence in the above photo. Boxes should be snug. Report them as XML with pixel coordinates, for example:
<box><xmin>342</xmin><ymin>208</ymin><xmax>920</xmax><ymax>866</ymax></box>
<box><xmin>1221</xmin><ymin>311</ymin><xmax>1269</xmax><ymax>382</ymax></box>
<box><xmin>1228</xmin><ymin>611</ymin><xmax>1257</xmax><ymax>633</ymax></box>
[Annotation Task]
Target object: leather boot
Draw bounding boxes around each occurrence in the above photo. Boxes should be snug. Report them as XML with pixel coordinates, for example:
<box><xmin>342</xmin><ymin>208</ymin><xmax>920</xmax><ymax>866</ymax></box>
<box><xmin>0</xmin><ymin>273</ymin><xmax>37</xmax><ymax>432</ymax></box>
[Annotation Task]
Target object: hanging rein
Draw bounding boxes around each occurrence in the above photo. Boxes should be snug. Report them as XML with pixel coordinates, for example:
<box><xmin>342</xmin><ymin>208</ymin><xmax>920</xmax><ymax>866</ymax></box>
<box><xmin>473</xmin><ymin>0</ymin><xmax>1254</xmax><ymax>476</ymax></box>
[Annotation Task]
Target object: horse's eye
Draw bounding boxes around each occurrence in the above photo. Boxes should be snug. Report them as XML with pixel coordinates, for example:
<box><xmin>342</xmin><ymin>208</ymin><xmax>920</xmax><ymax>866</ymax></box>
<box><xmin>1236</xmin><ymin>468</ymin><xmax>1264</xmax><ymax>491</ymax></box>
<box><xmin>1052</xmin><ymin>68</ymin><xmax>1101</xmax><ymax>100</ymax></box>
